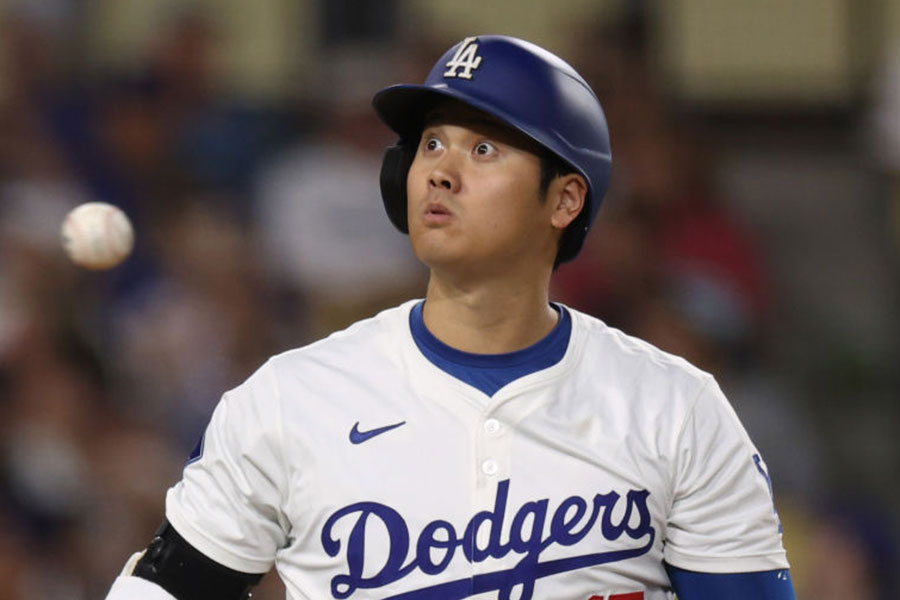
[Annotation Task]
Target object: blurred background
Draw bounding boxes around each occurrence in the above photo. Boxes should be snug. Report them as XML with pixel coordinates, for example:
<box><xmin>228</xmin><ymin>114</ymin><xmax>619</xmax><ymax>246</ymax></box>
<box><xmin>0</xmin><ymin>0</ymin><xmax>897</xmax><ymax>598</ymax></box>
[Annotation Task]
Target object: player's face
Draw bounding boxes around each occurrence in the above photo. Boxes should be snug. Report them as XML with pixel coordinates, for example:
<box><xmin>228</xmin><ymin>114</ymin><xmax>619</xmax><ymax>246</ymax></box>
<box><xmin>406</xmin><ymin>102</ymin><xmax>559</xmax><ymax>277</ymax></box>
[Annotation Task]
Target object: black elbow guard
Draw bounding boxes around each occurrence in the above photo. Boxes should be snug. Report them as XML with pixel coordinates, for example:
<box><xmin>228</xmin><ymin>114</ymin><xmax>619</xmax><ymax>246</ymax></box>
<box><xmin>134</xmin><ymin>521</ymin><xmax>265</xmax><ymax>600</ymax></box>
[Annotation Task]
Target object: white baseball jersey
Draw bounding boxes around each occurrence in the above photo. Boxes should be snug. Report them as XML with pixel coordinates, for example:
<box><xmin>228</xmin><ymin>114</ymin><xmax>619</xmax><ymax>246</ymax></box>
<box><xmin>165</xmin><ymin>300</ymin><xmax>788</xmax><ymax>600</ymax></box>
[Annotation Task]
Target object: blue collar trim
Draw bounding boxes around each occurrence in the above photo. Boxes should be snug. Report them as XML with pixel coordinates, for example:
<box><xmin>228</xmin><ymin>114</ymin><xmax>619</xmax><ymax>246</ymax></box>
<box><xmin>409</xmin><ymin>301</ymin><xmax>571</xmax><ymax>396</ymax></box>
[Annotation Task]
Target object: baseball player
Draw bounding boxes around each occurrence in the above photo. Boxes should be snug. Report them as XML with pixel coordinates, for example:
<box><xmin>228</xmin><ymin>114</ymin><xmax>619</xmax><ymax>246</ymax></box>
<box><xmin>105</xmin><ymin>35</ymin><xmax>796</xmax><ymax>599</ymax></box>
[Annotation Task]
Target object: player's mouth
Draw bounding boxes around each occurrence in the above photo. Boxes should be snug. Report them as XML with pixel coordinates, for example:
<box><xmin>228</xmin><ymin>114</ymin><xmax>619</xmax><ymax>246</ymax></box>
<box><xmin>423</xmin><ymin>201</ymin><xmax>453</xmax><ymax>225</ymax></box>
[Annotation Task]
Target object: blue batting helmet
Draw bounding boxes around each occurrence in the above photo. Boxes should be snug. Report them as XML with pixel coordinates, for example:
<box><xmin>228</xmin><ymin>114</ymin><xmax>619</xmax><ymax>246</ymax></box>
<box><xmin>372</xmin><ymin>34</ymin><xmax>612</xmax><ymax>263</ymax></box>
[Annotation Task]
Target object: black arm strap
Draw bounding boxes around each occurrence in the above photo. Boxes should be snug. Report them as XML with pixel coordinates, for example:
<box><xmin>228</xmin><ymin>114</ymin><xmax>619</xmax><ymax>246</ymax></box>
<box><xmin>133</xmin><ymin>520</ymin><xmax>265</xmax><ymax>600</ymax></box>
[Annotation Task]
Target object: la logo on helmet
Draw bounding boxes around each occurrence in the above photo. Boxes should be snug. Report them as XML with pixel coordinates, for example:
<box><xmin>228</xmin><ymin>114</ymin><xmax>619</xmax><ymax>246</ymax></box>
<box><xmin>443</xmin><ymin>37</ymin><xmax>483</xmax><ymax>79</ymax></box>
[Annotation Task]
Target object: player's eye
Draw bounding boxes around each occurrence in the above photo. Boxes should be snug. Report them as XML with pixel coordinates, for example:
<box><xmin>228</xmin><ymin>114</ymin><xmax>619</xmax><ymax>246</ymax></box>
<box><xmin>474</xmin><ymin>141</ymin><xmax>498</xmax><ymax>156</ymax></box>
<box><xmin>423</xmin><ymin>136</ymin><xmax>444</xmax><ymax>152</ymax></box>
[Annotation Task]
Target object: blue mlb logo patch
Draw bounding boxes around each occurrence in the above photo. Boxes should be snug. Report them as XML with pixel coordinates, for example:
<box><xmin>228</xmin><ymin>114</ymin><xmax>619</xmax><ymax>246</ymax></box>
<box><xmin>187</xmin><ymin>433</ymin><xmax>205</xmax><ymax>465</ymax></box>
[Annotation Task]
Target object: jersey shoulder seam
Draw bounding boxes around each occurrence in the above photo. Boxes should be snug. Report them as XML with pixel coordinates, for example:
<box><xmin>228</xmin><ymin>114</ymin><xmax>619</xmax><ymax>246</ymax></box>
<box><xmin>267</xmin><ymin>300</ymin><xmax>417</xmax><ymax>364</ymax></box>
<box><xmin>262</xmin><ymin>357</ymin><xmax>293</xmax><ymax>526</ymax></box>
<box><xmin>565</xmin><ymin>305</ymin><xmax>708</xmax><ymax>374</ymax></box>
<box><xmin>668</xmin><ymin>373</ymin><xmax>716</xmax><ymax>496</ymax></box>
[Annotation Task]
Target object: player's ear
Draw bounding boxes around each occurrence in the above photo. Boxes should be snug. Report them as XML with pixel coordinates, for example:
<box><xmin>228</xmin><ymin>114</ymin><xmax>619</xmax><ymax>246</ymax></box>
<box><xmin>549</xmin><ymin>173</ymin><xmax>587</xmax><ymax>231</ymax></box>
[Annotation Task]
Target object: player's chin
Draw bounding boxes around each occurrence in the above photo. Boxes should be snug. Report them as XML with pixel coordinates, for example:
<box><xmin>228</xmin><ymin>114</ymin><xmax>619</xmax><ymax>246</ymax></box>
<box><xmin>409</xmin><ymin>217</ymin><xmax>455</xmax><ymax>241</ymax></box>
<box><xmin>409</xmin><ymin>229</ymin><xmax>463</xmax><ymax>269</ymax></box>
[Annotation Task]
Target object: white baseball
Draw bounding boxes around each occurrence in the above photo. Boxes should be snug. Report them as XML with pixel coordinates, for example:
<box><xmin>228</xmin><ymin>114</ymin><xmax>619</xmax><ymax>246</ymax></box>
<box><xmin>61</xmin><ymin>202</ymin><xmax>134</xmax><ymax>270</ymax></box>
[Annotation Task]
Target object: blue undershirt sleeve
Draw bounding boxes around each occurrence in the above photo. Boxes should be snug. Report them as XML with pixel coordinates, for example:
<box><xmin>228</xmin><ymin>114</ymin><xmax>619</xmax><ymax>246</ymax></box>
<box><xmin>664</xmin><ymin>563</ymin><xmax>797</xmax><ymax>600</ymax></box>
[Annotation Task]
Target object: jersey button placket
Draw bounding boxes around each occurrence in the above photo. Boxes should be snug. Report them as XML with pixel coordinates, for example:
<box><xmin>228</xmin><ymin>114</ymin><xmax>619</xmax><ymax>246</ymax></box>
<box><xmin>474</xmin><ymin>414</ymin><xmax>512</xmax><ymax>574</ymax></box>
<box><xmin>479</xmin><ymin>417</ymin><xmax>505</xmax><ymax>480</ymax></box>
<box><xmin>481</xmin><ymin>458</ymin><xmax>499</xmax><ymax>476</ymax></box>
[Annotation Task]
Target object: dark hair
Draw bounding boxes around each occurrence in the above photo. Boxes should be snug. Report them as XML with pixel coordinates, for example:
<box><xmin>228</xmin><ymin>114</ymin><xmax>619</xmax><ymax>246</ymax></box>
<box><xmin>539</xmin><ymin>153</ymin><xmax>576</xmax><ymax>198</ymax></box>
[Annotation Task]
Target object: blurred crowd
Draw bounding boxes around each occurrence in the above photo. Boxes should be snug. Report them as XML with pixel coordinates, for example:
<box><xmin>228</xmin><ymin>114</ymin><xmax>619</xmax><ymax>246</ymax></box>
<box><xmin>0</xmin><ymin>3</ymin><xmax>898</xmax><ymax>599</ymax></box>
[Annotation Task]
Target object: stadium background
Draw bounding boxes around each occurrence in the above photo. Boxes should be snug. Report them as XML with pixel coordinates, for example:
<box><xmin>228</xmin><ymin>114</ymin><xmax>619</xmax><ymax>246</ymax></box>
<box><xmin>0</xmin><ymin>0</ymin><xmax>898</xmax><ymax>597</ymax></box>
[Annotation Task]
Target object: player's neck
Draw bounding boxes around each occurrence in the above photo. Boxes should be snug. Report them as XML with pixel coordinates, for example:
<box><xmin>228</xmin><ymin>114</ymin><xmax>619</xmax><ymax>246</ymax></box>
<box><xmin>421</xmin><ymin>274</ymin><xmax>558</xmax><ymax>354</ymax></box>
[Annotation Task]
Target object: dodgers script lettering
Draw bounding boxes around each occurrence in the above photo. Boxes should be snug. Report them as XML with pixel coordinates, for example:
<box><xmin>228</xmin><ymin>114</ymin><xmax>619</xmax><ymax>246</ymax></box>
<box><xmin>321</xmin><ymin>479</ymin><xmax>655</xmax><ymax>599</ymax></box>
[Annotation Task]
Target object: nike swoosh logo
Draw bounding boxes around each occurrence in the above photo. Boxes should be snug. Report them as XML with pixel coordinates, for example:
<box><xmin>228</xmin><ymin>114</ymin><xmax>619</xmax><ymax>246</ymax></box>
<box><xmin>350</xmin><ymin>421</ymin><xmax>406</xmax><ymax>445</ymax></box>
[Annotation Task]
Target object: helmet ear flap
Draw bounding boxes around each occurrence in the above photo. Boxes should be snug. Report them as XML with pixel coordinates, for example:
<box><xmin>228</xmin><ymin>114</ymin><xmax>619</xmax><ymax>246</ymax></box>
<box><xmin>380</xmin><ymin>140</ymin><xmax>417</xmax><ymax>234</ymax></box>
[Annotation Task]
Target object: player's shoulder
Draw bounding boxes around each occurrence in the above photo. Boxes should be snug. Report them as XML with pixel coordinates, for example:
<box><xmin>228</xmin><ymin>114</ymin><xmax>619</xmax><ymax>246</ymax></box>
<box><xmin>565</xmin><ymin>304</ymin><xmax>713</xmax><ymax>390</ymax></box>
<box><xmin>263</xmin><ymin>299</ymin><xmax>417</xmax><ymax>375</ymax></box>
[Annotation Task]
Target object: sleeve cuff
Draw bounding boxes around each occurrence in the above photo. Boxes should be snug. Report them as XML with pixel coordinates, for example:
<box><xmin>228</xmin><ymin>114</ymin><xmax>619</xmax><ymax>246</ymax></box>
<box><xmin>165</xmin><ymin>501</ymin><xmax>274</xmax><ymax>574</ymax></box>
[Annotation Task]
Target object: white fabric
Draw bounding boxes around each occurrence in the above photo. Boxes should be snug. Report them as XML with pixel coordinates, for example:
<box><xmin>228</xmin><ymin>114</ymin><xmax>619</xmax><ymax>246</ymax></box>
<box><xmin>119</xmin><ymin>550</ymin><xmax>145</xmax><ymax>575</ymax></box>
<box><xmin>166</xmin><ymin>301</ymin><xmax>788</xmax><ymax>599</ymax></box>
<box><xmin>105</xmin><ymin>575</ymin><xmax>177</xmax><ymax>600</ymax></box>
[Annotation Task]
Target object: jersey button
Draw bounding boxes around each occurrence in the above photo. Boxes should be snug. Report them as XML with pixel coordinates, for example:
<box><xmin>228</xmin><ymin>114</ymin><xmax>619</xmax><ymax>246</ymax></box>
<box><xmin>483</xmin><ymin>418</ymin><xmax>501</xmax><ymax>434</ymax></box>
<box><xmin>482</xmin><ymin>459</ymin><xmax>498</xmax><ymax>476</ymax></box>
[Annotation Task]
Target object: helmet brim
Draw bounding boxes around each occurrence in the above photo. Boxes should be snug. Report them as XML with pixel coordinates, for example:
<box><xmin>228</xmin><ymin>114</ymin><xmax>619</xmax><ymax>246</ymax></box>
<box><xmin>373</xmin><ymin>83</ymin><xmax>546</xmax><ymax>151</ymax></box>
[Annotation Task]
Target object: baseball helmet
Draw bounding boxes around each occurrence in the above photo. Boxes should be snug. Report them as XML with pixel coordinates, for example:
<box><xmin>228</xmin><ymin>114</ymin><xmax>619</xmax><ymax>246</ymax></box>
<box><xmin>372</xmin><ymin>34</ymin><xmax>612</xmax><ymax>263</ymax></box>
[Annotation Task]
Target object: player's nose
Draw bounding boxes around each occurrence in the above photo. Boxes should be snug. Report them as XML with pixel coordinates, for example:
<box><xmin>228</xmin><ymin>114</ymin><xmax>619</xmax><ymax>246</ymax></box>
<box><xmin>428</xmin><ymin>154</ymin><xmax>461</xmax><ymax>193</ymax></box>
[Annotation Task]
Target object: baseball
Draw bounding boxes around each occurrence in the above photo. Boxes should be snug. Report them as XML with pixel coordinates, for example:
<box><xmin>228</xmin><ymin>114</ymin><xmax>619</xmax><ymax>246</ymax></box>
<box><xmin>61</xmin><ymin>202</ymin><xmax>134</xmax><ymax>270</ymax></box>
